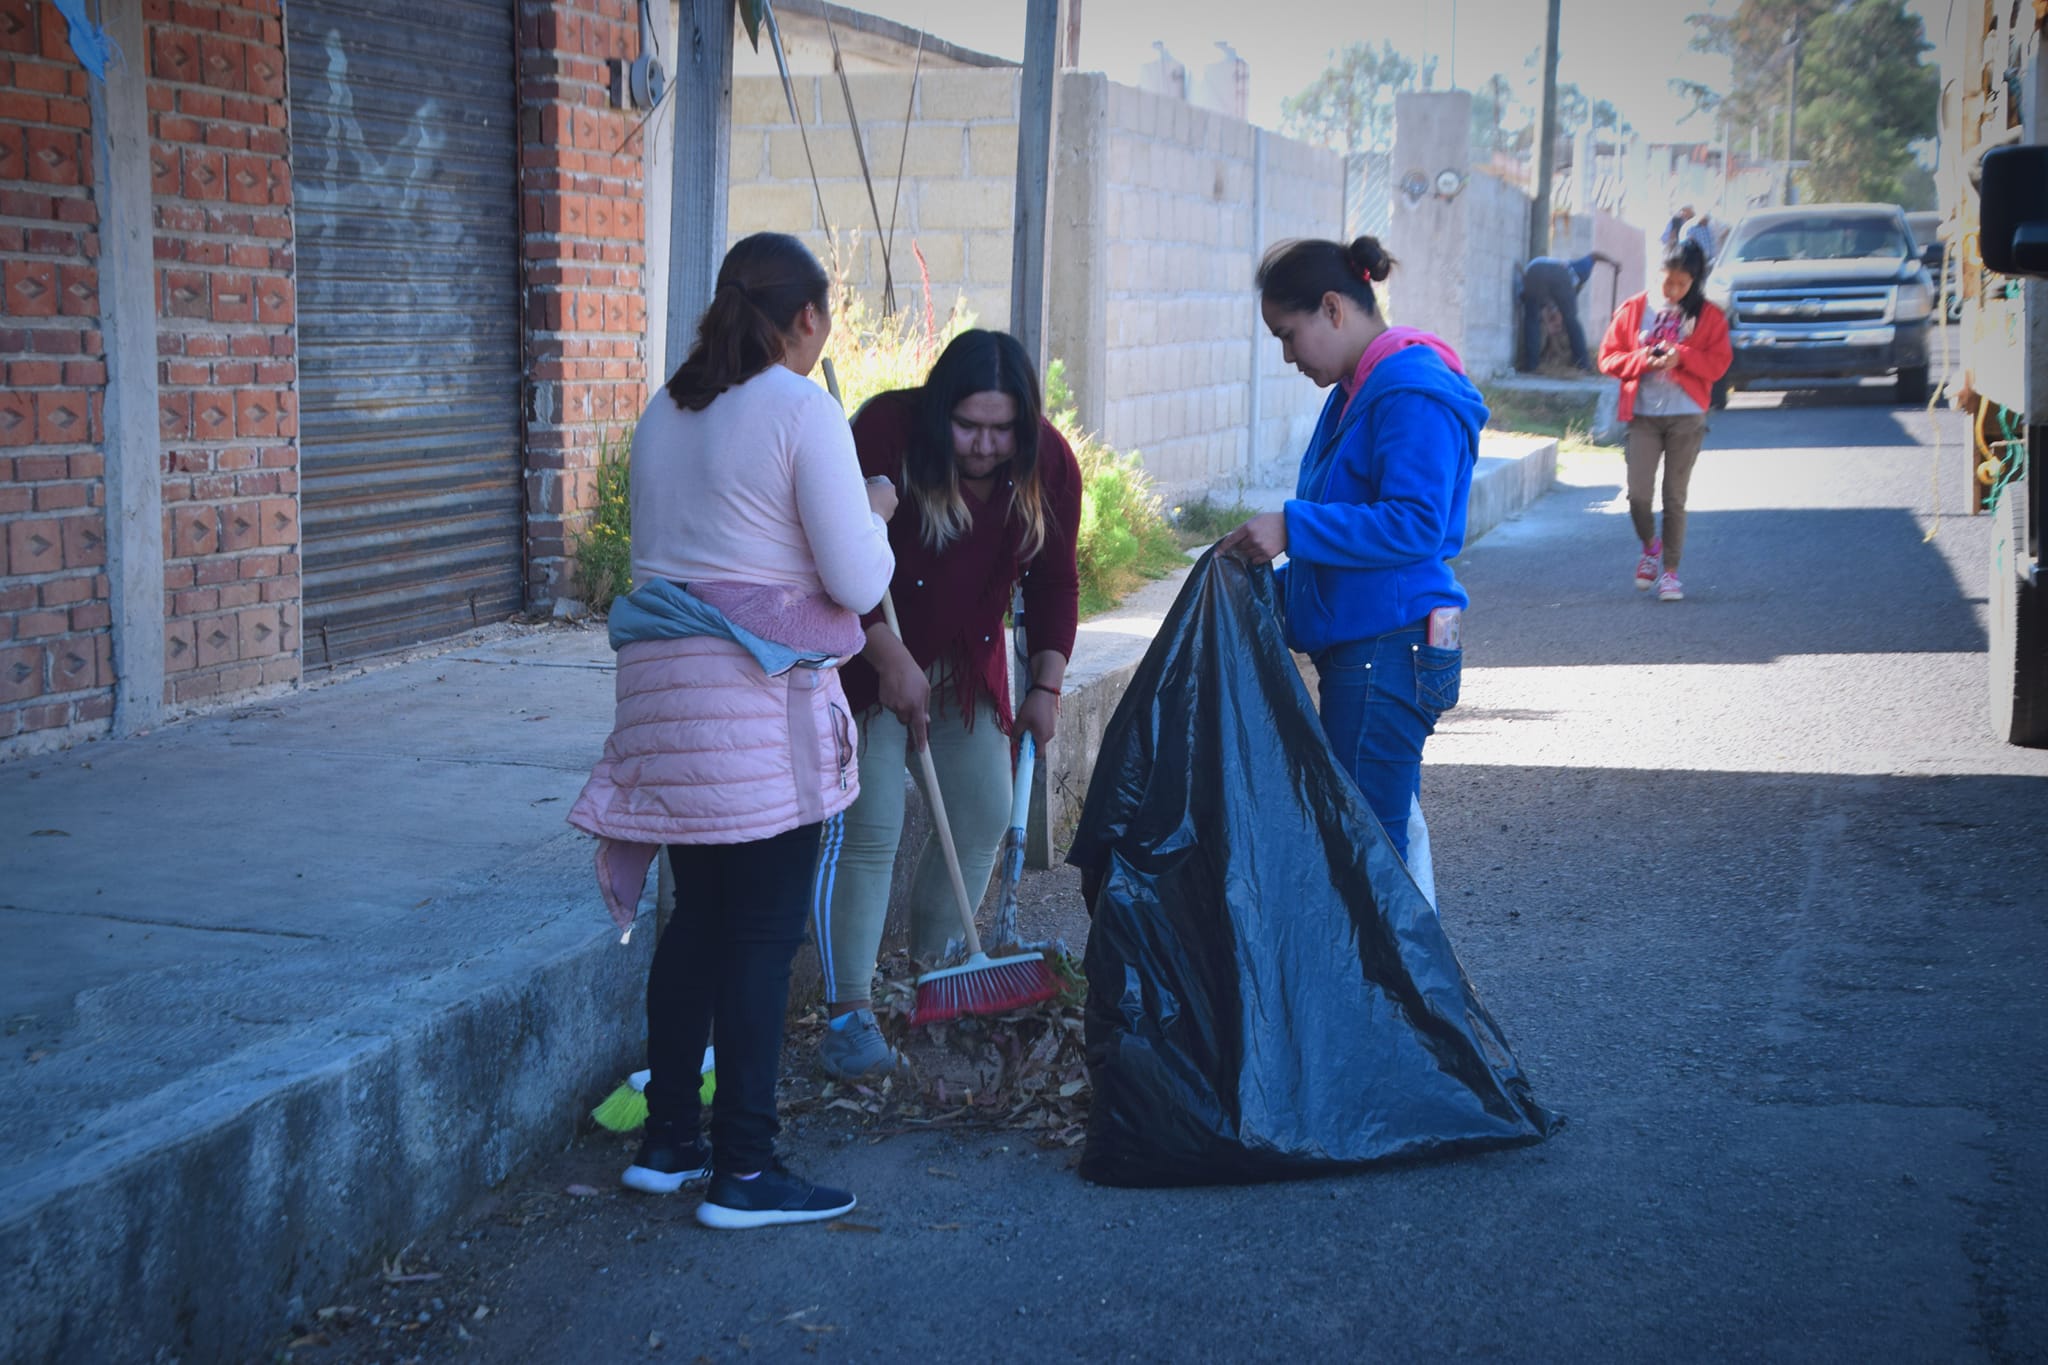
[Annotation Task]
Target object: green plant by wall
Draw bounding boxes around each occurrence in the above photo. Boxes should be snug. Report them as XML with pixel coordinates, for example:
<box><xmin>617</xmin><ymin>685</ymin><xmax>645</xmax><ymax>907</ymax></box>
<box><xmin>822</xmin><ymin>235</ymin><xmax>973</xmax><ymax>415</ymax></box>
<box><xmin>573</xmin><ymin>426</ymin><xmax>634</xmax><ymax>614</ymax></box>
<box><xmin>1045</xmin><ymin>359</ymin><xmax>1188</xmax><ymax>617</ymax></box>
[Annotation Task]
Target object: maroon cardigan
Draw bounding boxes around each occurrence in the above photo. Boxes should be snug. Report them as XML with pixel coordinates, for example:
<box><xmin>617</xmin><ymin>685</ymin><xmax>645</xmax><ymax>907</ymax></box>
<box><xmin>841</xmin><ymin>389</ymin><xmax>1082</xmax><ymax>731</ymax></box>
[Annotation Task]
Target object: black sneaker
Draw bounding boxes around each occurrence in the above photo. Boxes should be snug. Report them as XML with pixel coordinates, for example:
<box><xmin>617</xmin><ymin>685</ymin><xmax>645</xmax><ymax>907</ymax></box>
<box><xmin>694</xmin><ymin>1158</ymin><xmax>856</xmax><ymax>1229</ymax></box>
<box><xmin>620</xmin><ymin>1129</ymin><xmax>711</xmax><ymax>1194</ymax></box>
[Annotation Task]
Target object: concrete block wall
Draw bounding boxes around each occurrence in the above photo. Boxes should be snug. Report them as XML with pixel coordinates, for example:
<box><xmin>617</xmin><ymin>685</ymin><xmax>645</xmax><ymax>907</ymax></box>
<box><xmin>147</xmin><ymin>1</ymin><xmax>300</xmax><ymax>710</ymax></box>
<box><xmin>726</xmin><ymin>70</ymin><xmax>1021</xmax><ymax>332</ymax></box>
<box><xmin>0</xmin><ymin>0</ymin><xmax>111</xmax><ymax>742</ymax></box>
<box><xmin>1097</xmin><ymin>81</ymin><xmax>1258</xmax><ymax>495</ymax></box>
<box><xmin>1249</xmin><ymin>128</ymin><xmax>1349</xmax><ymax>489</ymax></box>
<box><xmin>1458</xmin><ymin>171</ymin><xmax>1532</xmax><ymax>377</ymax></box>
<box><xmin>519</xmin><ymin>0</ymin><xmax>650</xmax><ymax>605</ymax></box>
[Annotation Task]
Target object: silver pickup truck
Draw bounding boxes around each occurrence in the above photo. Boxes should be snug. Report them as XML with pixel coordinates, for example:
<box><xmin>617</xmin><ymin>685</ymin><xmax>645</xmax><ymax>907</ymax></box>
<box><xmin>1705</xmin><ymin>203</ymin><xmax>1937</xmax><ymax>406</ymax></box>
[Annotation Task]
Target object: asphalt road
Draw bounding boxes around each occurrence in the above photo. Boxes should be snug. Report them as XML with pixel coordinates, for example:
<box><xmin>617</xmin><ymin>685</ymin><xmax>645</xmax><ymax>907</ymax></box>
<box><xmin>287</xmin><ymin>387</ymin><xmax>2048</xmax><ymax>1365</ymax></box>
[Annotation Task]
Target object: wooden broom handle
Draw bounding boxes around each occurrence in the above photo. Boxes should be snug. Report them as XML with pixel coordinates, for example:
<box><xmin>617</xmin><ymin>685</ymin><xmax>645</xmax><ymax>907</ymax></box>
<box><xmin>879</xmin><ymin>590</ymin><xmax>984</xmax><ymax>958</ymax></box>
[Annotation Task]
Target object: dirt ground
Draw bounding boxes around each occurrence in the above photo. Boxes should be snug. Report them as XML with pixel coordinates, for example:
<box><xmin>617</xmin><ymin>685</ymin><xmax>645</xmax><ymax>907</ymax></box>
<box><xmin>277</xmin><ymin>863</ymin><xmax>1095</xmax><ymax>1365</ymax></box>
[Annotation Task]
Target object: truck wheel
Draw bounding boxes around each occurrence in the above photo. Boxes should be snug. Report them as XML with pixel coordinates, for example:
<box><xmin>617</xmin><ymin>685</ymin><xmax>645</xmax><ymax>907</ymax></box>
<box><xmin>1710</xmin><ymin>378</ymin><xmax>1732</xmax><ymax>410</ymax></box>
<box><xmin>1988</xmin><ymin>457</ymin><xmax>2048</xmax><ymax>746</ymax></box>
<box><xmin>1895</xmin><ymin>365</ymin><xmax>1930</xmax><ymax>405</ymax></box>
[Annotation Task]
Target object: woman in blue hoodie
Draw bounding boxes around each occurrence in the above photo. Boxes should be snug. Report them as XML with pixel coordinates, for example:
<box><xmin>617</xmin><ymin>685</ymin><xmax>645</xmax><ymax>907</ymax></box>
<box><xmin>1219</xmin><ymin>235</ymin><xmax>1488</xmax><ymax>863</ymax></box>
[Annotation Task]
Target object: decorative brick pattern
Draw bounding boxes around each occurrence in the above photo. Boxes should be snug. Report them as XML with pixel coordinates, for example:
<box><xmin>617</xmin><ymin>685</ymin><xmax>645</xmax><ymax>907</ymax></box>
<box><xmin>0</xmin><ymin>0</ymin><xmax>111</xmax><ymax>742</ymax></box>
<box><xmin>147</xmin><ymin>0</ymin><xmax>299</xmax><ymax>707</ymax></box>
<box><xmin>518</xmin><ymin>0</ymin><xmax>649</xmax><ymax>605</ymax></box>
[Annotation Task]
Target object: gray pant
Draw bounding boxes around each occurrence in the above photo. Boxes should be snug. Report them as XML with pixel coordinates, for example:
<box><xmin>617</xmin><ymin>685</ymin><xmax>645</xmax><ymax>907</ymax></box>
<box><xmin>1625</xmin><ymin>413</ymin><xmax>1708</xmax><ymax>570</ymax></box>
<box><xmin>813</xmin><ymin>674</ymin><xmax>1012</xmax><ymax>1003</ymax></box>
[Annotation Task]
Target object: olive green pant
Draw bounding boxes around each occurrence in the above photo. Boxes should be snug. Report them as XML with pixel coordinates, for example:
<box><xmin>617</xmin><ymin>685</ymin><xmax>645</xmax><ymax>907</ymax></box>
<box><xmin>812</xmin><ymin>677</ymin><xmax>1011</xmax><ymax>1004</ymax></box>
<box><xmin>1625</xmin><ymin>412</ymin><xmax>1708</xmax><ymax>570</ymax></box>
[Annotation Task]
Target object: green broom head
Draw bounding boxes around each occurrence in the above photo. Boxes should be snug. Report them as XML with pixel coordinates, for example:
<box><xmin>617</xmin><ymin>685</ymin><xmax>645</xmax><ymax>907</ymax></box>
<box><xmin>589</xmin><ymin>1063</ymin><xmax>716</xmax><ymax>1132</ymax></box>
<box><xmin>590</xmin><ymin>1081</ymin><xmax>647</xmax><ymax>1133</ymax></box>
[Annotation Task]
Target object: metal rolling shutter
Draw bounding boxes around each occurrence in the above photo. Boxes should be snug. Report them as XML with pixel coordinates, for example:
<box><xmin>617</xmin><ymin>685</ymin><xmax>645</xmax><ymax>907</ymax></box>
<box><xmin>288</xmin><ymin>0</ymin><xmax>522</xmax><ymax>664</ymax></box>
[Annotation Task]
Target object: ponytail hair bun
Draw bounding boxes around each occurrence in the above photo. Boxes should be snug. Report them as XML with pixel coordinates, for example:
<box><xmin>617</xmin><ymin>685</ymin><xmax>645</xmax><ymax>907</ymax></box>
<box><xmin>1346</xmin><ymin>235</ymin><xmax>1394</xmax><ymax>284</ymax></box>
<box><xmin>1257</xmin><ymin>236</ymin><xmax>1396</xmax><ymax>316</ymax></box>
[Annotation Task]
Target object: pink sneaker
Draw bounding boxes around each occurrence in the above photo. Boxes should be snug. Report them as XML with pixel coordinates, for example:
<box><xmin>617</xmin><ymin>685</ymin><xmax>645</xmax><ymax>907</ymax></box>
<box><xmin>1634</xmin><ymin>539</ymin><xmax>1661</xmax><ymax>590</ymax></box>
<box><xmin>1657</xmin><ymin>571</ymin><xmax>1684</xmax><ymax>602</ymax></box>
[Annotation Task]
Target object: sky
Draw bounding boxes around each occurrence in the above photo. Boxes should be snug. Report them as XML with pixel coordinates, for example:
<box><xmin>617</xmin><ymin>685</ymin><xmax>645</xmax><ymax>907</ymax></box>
<box><xmin>833</xmin><ymin>0</ymin><xmax>1951</xmax><ymax>146</ymax></box>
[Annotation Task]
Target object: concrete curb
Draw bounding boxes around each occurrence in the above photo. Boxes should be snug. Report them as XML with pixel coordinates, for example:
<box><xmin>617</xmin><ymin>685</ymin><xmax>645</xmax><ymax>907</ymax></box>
<box><xmin>2</xmin><ymin>839</ymin><xmax>648</xmax><ymax>1363</ymax></box>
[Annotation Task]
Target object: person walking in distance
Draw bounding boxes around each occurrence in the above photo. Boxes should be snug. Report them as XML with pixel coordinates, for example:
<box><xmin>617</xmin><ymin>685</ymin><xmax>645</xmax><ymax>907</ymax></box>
<box><xmin>1218</xmin><ymin>236</ymin><xmax>1485</xmax><ymax>865</ymax></box>
<box><xmin>1596</xmin><ymin>238</ymin><xmax>1732</xmax><ymax>602</ymax></box>
<box><xmin>570</xmin><ymin>233</ymin><xmax>896</xmax><ymax>1227</ymax></box>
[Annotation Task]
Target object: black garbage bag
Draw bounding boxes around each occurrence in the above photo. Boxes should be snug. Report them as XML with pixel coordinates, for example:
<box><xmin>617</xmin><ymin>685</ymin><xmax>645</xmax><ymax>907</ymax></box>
<box><xmin>1066</xmin><ymin>550</ymin><xmax>1557</xmax><ymax>1187</ymax></box>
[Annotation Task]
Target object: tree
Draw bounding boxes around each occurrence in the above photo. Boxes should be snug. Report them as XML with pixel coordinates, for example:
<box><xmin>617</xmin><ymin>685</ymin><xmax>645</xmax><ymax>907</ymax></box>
<box><xmin>1794</xmin><ymin>0</ymin><xmax>1939</xmax><ymax>203</ymax></box>
<box><xmin>1685</xmin><ymin>0</ymin><xmax>1936</xmax><ymax>204</ymax></box>
<box><xmin>1280</xmin><ymin>41</ymin><xmax>1420</xmax><ymax>155</ymax></box>
<box><xmin>1469</xmin><ymin>73</ymin><xmax>1519</xmax><ymax>159</ymax></box>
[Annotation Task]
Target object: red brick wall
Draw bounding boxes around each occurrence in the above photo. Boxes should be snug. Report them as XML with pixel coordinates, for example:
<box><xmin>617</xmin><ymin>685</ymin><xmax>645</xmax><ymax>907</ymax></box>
<box><xmin>518</xmin><ymin>0</ymin><xmax>648</xmax><ymax>605</ymax></box>
<box><xmin>148</xmin><ymin>0</ymin><xmax>300</xmax><ymax>706</ymax></box>
<box><xmin>0</xmin><ymin>0</ymin><xmax>110</xmax><ymax>743</ymax></box>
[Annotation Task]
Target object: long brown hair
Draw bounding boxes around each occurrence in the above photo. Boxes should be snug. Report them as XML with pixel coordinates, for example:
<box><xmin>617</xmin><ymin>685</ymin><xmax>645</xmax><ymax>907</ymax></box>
<box><xmin>908</xmin><ymin>330</ymin><xmax>1049</xmax><ymax>559</ymax></box>
<box><xmin>666</xmin><ymin>233</ymin><xmax>829</xmax><ymax>412</ymax></box>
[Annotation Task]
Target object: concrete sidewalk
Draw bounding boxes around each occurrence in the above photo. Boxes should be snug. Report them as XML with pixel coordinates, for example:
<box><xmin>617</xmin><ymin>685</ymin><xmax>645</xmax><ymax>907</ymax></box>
<box><xmin>0</xmin><ymin>433</ymin><xmax>1555</xmax><ymax>1362</ymax></box>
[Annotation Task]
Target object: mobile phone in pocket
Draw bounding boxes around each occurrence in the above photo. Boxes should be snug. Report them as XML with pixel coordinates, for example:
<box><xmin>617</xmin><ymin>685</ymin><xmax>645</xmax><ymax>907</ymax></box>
<box><xmin>1427</xmin><ymin>606</ymin><xmax>1462</xmax><ymax>649</ymax></box>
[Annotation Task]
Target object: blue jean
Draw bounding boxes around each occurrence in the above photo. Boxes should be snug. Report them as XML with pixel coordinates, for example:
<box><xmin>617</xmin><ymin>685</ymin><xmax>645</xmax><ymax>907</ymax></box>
<box><xmin>1312</xmin><ymin>625</ymin><xmax>1463</xmax><ymax>862</ymax></box>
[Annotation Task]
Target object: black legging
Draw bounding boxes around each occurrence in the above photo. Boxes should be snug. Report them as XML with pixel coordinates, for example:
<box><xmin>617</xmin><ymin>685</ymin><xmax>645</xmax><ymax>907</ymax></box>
<box><xmin>646</xmin><ymin>823</ymin><xmax>820</xmax><ymax>1173</ymax></box>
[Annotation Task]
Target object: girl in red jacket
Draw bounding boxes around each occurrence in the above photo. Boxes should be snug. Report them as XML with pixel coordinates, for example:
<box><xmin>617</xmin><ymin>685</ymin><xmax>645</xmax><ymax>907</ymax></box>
<box><xmin>1596</xmin><ymin>239</ymin><xmax>1731</xmax><ymax>602</ymax></box>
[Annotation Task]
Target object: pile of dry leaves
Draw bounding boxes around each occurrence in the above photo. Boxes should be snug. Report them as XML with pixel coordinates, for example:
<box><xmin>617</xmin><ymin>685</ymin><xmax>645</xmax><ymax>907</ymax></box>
<box><xmin>780</xmin><ymin>951</ymin><xmax>1092</xmax><ymax>1147</ymax></box>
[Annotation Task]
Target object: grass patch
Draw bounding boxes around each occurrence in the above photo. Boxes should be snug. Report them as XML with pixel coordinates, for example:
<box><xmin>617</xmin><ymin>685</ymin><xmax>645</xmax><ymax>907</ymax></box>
<box><xmin>1170</xmin><ymin>492</ymin><xmax>1258</xmax><ymax>548</ymax></box>
<box><xmin>1044</xmin><ymin>359</ymin><xmax>1188</xmax><ymax>618</ymax></box>
<box><xmin>1477</xmin><ymin>382</ymin><xmax>1614</xmax><ymax>452</ymax></box>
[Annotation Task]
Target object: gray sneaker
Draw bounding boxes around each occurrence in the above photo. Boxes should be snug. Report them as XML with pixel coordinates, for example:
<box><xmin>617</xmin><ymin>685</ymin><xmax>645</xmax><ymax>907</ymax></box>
<box><xmin>818</xmin><ymin>1008</ymin><xmax>906</xmax><ymax>1080</ymax></box>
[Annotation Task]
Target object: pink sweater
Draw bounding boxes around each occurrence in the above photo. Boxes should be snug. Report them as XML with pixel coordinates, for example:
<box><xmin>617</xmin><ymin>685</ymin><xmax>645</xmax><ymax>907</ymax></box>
<box><xmin>630</xmin><ymin>365</ymin><xmax>893</xmax><ymax>610</ymax></box>
<box><xmin>571</xmin><ymin>367</ymin><xmax>893</xmax><ymax>933</ymax></box>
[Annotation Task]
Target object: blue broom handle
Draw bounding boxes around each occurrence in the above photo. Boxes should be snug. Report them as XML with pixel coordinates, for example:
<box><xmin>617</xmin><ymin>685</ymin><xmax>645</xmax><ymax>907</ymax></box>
<box><xmin>1010</xmin><ymin>732</ymin><xmax>1035</xmax><ymax>834</ymax></box>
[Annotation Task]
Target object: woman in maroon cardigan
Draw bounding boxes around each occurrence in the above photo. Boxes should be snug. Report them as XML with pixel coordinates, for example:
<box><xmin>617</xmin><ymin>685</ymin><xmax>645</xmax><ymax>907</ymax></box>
<box><xmin>810</xmin><ymin>329</ymin><xmax>1082</xmax><ymax>1079</ymax></box>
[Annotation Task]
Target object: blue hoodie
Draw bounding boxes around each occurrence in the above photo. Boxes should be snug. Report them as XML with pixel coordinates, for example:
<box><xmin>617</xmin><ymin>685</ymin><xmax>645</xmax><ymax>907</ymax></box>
<box><xmin>1278</xmin><ymin>345</ymin><xmax>1489</xmax><ymax>653</ymax></box>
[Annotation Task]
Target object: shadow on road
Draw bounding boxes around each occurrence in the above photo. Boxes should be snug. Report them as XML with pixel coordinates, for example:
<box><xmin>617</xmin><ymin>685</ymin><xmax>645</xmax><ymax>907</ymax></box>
<box><xmin>1706</xmin><ymin>399</ymin><xmax>1941</xmax><ymax>450</ymax></box>
<box><xmin>1464</xmin><ymin>506</ymin><xmax>1984</xmax><ymax>666</ymax></box>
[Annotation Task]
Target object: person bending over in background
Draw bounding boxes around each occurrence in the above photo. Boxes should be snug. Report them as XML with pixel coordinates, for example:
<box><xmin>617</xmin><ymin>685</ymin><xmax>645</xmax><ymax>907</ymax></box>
<box><xmin>1517</xmin><ymin>250</ymin><xmax>1615</xmax><ymax>373</ymax></box>
<box><xmin>1219</xmin><ymin>236</ymin><xmax>1485</xmax><ymax>866</ymax></box>
<box><xmin>810</xmin><ymin>329</ymin><xmax>1082</xmax><ymax>1081</ymax></box>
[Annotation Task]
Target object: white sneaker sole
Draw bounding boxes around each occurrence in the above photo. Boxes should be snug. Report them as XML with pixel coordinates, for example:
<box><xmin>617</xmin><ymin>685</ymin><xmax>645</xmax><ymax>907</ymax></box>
<box><xmin>695</xmin><ymin>1193</ymin><xmax>857</xmax><ymax>1230</ymax></box>
<box><xmin>1658</xmin><ymin>589</ymin><xmax>1684</xmax><ymax>602</ymax></box>
<box><xmin>1635</xmin><ymin>576</ymin><xmax>1656</xmax><ymax>590</ymax></box>
<box><xmin>621</xmin><ymin>1162</ymin><xmax>711</xmax><ymax>1195</ymax></box>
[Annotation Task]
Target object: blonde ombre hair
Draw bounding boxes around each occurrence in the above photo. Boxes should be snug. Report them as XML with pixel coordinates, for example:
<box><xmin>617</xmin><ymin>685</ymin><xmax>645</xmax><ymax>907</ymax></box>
<box><xmin>906</xmin><ymin>330</ymin><xmax>1050</xmax><ymax>560</ymax></box>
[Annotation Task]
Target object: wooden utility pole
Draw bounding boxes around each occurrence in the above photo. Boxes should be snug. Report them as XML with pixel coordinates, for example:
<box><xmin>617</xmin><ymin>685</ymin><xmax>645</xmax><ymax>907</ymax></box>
<box><xmin>1783</xmin><ymin>18</ymin><xmax>1801</xmax><ymax>205</ymax></box>
<box><xmin>1528</xmin><ymin>0</ymin><xmax>1562</xmax><ymax>260</ymax></box>
<box><xmin>1010</xmin><ymin>0</ymin><xmax>1060</xmax><ymax>371</ymax></box>
<box><xmin>665</xmin><ymin>0</ymin><xmax>736</xmax><ymax>378</ymax></box>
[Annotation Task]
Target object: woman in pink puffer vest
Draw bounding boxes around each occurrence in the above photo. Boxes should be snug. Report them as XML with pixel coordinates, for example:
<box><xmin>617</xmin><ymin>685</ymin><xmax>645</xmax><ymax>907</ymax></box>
<box><xmin>569</xmin><ymin>233</ymin><xmax>895</xmax><ymax>1229</ymax></box>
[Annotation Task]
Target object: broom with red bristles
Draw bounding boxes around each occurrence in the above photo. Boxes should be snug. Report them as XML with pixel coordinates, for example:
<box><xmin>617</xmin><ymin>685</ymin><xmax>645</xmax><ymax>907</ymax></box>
<box><xmin>878</xmin><ymin>591</ymin><xmax>1060</xmax><ymax>1025</ymax></box>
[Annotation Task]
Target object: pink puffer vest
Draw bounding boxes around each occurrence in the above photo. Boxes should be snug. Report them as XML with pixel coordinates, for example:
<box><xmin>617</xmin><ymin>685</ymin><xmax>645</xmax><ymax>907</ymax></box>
<box><xmin>569</xmin><ymin>636</ymin><xmax>860</xmax><ymax>930</ymax></box>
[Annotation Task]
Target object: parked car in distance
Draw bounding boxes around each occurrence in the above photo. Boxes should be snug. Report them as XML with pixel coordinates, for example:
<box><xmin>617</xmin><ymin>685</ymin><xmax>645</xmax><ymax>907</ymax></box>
<box><xmin>1706</xmin><ymin>203</ymin><xmax>1937</xmax><ymax>406</ymax></box>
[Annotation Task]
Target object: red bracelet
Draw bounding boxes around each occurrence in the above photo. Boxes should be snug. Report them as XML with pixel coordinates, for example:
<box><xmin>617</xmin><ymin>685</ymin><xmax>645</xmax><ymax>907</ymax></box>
<box><xmin>1029</xmin><ymin>682</ymin><xmax>1061</xmax><ymax>698</ymax></box>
